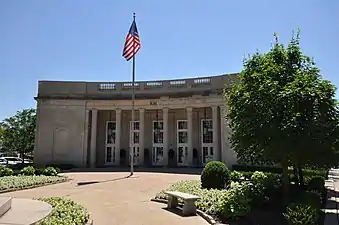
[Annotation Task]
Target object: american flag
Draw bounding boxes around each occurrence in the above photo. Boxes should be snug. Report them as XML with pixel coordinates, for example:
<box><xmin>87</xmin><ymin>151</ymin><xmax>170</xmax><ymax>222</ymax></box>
<box><xmin>122</xmin><ymin>20</ymin><xmax>140</xmax><ymax>61</ymax></box>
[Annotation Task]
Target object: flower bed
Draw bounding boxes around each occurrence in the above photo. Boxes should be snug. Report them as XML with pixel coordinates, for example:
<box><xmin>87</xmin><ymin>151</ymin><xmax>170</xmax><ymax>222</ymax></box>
<box><xmin>0</xmin><ymin>176</ymin><xmax>67</xmax><ymax>192</ymax></box>
<box><xmin>37</xmin><ymin>197</ymin><xmax>90</xmax><ymax>225</ymax></box>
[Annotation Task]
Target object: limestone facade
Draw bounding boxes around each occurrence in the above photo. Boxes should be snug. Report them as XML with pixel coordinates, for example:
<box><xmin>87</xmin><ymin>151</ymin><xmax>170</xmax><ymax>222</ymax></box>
<box><xmin>33</xmin><ymin>74</ymin><xmax>238</xmax><ymax>168</ymax></box>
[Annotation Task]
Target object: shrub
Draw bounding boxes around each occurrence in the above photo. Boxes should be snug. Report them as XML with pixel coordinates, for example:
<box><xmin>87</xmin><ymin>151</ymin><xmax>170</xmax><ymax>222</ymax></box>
<box><xmin>42</xmin><ymin>167</ymin><xmax>58</xmax><ymax>176</ymax></box>
<box><xmin>20</xmin><ymin>166</ymin><xmax>35</xmax><ymax>176</ymax></box>
<box><xmin>201</xmin><ymin>161</ymin><xmax>230</xmax><ymax>189</ymax></box>
<box><xmin>219</xmin><ymin>182</ymin><xmax>251</xmax><ymax>221</ymax></box>
<box><xmin>0</xmin><ymin>176</ymin><xmax>66</xmax><ymax>191</ymax></box>
<box><xmin>232</xmin><ymin>164</ymin><xmax>283</xmax><ymax>173</ymax></box>
<box><xmin>37</xmin><ymin>197</ymin><xmax>89</xmax><ymax>225</ymax></box>
<box><xmin>0</xmin><ymin>167</ymin><xmax>13</xmax><ymax>177</ymax></box>
<box><xmin>307</xmin><ymin>176</ymin><xmax>325</xmax><ymax>194</ymax></box>
<box><xmin>230</xmin><ymin>171</ymin><xmax>244</xmax><ymax>182</ymax></box>
<box><xmin>284</xmin><ymin>203</ymin><xmax>318</xmax><ymax>225</ymax></box>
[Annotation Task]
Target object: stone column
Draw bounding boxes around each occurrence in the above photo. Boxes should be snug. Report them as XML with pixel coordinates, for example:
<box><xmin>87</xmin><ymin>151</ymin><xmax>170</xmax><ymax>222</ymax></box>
<box><xmin>163</xmin><ymin>107</ymin><xmax>169</xmax><ymax>166</ymax></box>
<box><xmin>83</xmin><ymin>109</ymin><xmax>90</xmax><ymax>167</ymax></box>
<box><xmin>212</xmin><ymin>106</ymin><xmax>220</xmax><ymax>161</ymax></box>
<box><xmin>90</xmin><ymin>109</ymin><xmax>98</xmax><ymax>168</ymax></box>
<box><xmin>139</xmin><ymin>109</ymin><xmax>145</xmax><ymax>165</ymax></box>
<box><xmin>187</xmin><ymin>107</ymin><xmax>193</xmax><ymax>166</ymax></box>
<box><xmin>219</xmin><ymin>106</ymin><xmax>226</xmax><ymax>164</ymax></box>
<box><xmin>115</xmin><ymin>109</ymin><xmax>122</xmax><ymax>165</ymax></box>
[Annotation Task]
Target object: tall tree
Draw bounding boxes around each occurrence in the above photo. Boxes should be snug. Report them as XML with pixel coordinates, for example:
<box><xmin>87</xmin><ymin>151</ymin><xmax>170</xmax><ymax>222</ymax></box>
<box><xmin>225</xmin><ymin>30</ymin><xmax>339</xmax><ymax>197</ymax></box>
<box><xmin>0</xmin><ymin>109</ymin><xmax>36</xmax><ymax>160</ymax></box>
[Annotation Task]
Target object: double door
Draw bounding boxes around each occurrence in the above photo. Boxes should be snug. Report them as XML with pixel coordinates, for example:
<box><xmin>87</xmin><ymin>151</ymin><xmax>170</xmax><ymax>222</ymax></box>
<box><xmin>201</xmin><ymin>119</ymin><xmax>214</xmax><ymax>165</ymax></box>
<box><xmin>105</xmin><ymin>121</ymin><xmax>117</xmax><ymax>165</ymax></box>
<box><xmin>152</xmin><ymin>121</ymin><xmax>164</xmax><ymax>165</ymax></box>
<box><xmin>177</xmin><ymin>120</ymin><xmax>188</xmax><ymax>166</ymax></box>
<box><xmin>129</xmin><ymin>121</ymin><xmax>140</xmax><ymax>165</ymax></box>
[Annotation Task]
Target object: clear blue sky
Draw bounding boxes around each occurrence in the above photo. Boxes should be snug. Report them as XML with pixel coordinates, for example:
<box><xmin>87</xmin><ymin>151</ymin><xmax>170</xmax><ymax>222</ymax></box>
<box><xmin>1</xmin><ymin>0</ymin><xmax>338</xmax><ymax>120</ymax></box>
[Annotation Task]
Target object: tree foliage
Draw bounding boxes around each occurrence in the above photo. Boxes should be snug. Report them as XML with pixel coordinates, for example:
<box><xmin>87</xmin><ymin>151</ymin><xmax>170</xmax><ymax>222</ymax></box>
<box><xmin>225</xmin><ymin>30</ymin><xmax>339</xmax><ymax>188</ymax></box>
<box><xmin>0</xmin><ymin>109</ymin><xmax>36</xmax><ymax>158</ymax></box>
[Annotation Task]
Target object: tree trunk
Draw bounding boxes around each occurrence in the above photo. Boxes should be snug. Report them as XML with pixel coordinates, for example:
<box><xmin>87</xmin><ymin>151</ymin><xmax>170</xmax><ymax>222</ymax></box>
<box><xmin>297</xmin><ymin>159</ymin><xmax>304</xmax><ymax>187</ymax></box>
<box><xmin>293</xmin><ymin>165</ymin><xmax>299</xmax><ymax>185</ymax></box>
<box><xmin>281</xmin><ymin>159</ymin><xmax>290</xmax><ymax>205</ymax></box>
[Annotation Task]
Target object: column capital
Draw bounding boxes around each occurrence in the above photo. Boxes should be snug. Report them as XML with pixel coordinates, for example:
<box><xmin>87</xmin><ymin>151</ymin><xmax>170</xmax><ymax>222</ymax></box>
<box><xmin>91</xmin><ymin>108</ymin><xmax>98</xmax><ymax>112</ymax></box>
<box><xmin>212</xmin><ymin>105</ymin><xmax>218</xmax><ymax>111</ymax></box>
<box><xmin>162</xmin><ymin>107</ymin><xmax>169</xmax><ymax>113</ymax></box>
<box><xmin>186</xmin><ymin>107</ymin><xmax>193</xmax><ymax>113</ymax></box>
<box><xmin>115</xmin><ymin>108</ymin><xmax>122</xmax><ymax>114</ymax></box>
<box><xmin>139</xmin><ymin>108</ymin><xmax>145</xmax><ymax>113</ymax></box>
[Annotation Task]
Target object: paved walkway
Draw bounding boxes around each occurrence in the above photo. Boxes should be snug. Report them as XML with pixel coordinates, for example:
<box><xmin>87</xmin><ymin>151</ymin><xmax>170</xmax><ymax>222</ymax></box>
<box><xmin>324</xmin><ymin>169</ymin><xmax>339</xmax><ymax>225</ymax></box>
<box><xmin>0</xmin><ymin>172</ymin><xmax>208</xmax><ymax>225</ymax></box>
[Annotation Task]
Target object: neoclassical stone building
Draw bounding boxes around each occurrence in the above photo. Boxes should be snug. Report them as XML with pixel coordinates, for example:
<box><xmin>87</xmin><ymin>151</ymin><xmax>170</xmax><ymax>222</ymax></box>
<box><xmin>33</xmin><ymin>73</ymin><xmax>238</xmax><ymax>168</ymax></box>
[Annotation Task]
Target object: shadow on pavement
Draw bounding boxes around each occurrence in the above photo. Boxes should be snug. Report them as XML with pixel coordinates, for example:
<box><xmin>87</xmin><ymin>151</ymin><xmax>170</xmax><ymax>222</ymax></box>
<box><xmin>162</xmin><ymin>207</ymin><xmax>197</xmax><ymax>218</ymax></box>
<box><xmin>64</xmin><ymin>167</ymin><xmax>203</xmax><ymax>175</ymax></box>
<box><xmin>77</xmin><ymin>174</ymin><xmax>132</xmax><ymax>186</ymax></box>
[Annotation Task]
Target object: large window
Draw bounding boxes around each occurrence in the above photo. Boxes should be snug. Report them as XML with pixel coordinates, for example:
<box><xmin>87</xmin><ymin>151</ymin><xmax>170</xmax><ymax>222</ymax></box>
<box><xmin>153</xmin><ymin>121</ymin><xmax>164</xmax><ymax>144</ymax></box>
<box><xmin>106</xmin><ymin>121</ymin><xmax>116</xmax><ymax>144</ymax></box>
<box><xmin>202</xmin><ymin>119</ymin><xmax>213</xmax><ymax>143</ymax></box>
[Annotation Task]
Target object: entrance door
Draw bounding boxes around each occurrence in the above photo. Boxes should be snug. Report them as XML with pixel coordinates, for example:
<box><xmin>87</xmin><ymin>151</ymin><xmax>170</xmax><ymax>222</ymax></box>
<box><xmin>177</xmin><ymin>120</ymin><xmax>188</xmax><ymax>166</ymax></box>
<box><xmin>105</xmin><ymin>121</ymin><xmax>116</xmax><ymax>165</ymax></box>
<box><xmin>201</xmin><ymin>119</ymin><xmax>214</xmax><ymax>165</ymax></box>
<box><xmin>152</xmin><ymin>120</ymin><xmax>164</xmax><ymax>165</ymax></box>
<box><xmin>129</xmin><ymin>121</ymin><xmax>140</xmax><ymax>165</ymax></box>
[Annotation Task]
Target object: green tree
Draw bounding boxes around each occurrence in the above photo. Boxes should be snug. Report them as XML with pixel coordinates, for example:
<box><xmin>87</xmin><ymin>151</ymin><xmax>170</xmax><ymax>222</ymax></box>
<box><xmin>0</xmin><ymin>109</ymin><xmax>36</xmax><ymax>160</ymax></box>
<box><xmin>225</xmin><ymin>30</ymin><xmax>339</xmax><ymax>197</ymax></box>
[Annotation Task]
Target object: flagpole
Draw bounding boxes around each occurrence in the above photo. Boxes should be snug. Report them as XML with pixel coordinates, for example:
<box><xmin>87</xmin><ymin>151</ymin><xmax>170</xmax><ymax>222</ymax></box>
<box><xmin>130</xmin><ymin>12</ymin><xmax>136</xmax><ymax>176</ymax></box>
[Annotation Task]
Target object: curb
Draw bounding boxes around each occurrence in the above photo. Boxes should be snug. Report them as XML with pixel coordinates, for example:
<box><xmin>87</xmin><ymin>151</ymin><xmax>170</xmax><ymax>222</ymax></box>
<box><xmin>151</xmin><ymin>198</ymin><xmax>226</xmax><ymax>225</ymax></box>
<box><xmin>0</xmin><ymin>177</ymin><xmax>69</xmax><ymax>194</ymax></box>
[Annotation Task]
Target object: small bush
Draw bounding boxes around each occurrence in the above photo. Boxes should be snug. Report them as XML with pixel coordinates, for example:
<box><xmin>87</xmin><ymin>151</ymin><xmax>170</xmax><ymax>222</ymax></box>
<box><xmin>284</xmin><ymin>202</ymin><xmax>318</xmax><ymax>225</ymax></box>
<box><xmin>201</xmin><ymin>161</ymin><xmax>230</xmax><ymax>189</ymax></box>
<box><xmin>42</xmin><ymin>167</ymin><xmax>58</xmax><ymax>176</ymax></box>
<box><xmin>307</xmin><ymin>176</ymin><xmax>325</xmax><ymax>194</ymax></box>
<box><xmin>219</xmin><ymin>182</ymin><xmax>251</xmax><ymax>221</ymax></box>
<box><xmin>20</xmin><ymin>166</ymin><xmax>35</xmax><ymax>176</ymax></box>
<box><xmin>35</xmin><ymin>168</ymin><xmax>44</xmax><ymax>175</ymax></box>
<box><xmin>230</xmin><ymin>171</ymin><xmax>244</xmax><ymax>182</ymax></box>
<box><xmin>0</xmin><ymin>167</ymin><xmax>13</xmax><ymax>177</ymax></box>
<box><xmin>232</xmin><ymin>164</ymin><xmax>283</xmax><ymax>173</ymax></box>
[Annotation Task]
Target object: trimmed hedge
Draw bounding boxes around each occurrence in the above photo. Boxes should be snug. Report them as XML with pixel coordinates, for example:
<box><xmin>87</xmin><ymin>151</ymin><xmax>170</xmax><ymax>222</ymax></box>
<box><xmin>37</xmin><ymin>197</ymin><xmax>89</xmax><ymax>225</ymax></box>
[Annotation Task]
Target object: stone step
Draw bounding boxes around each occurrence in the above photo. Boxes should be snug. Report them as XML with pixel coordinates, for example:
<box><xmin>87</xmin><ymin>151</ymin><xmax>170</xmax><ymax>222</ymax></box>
<box><xmin>0</xmin><ymin>197</ymin><xmax>12</xmax><ymax>218</ymax></box>
<box><xmin>0</xmin><ymin>198</ymin><xmax>52</xmax><ymax>225</ymax></box>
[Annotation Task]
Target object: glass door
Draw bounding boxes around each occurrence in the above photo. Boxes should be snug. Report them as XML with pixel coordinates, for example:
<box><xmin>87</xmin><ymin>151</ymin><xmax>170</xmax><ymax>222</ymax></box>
<box><xmin>129</xmin><ymin>121</ymin><xmax>140</xmax><ymax>165</ymax></box>
<box><xmin>177</xmin><ymin>120</ymin><xmax>188</xmax><ymax>166</ymax></box>
<box><xmin>152</xmin><ymin>121</ymin><xmax>164</xmax><ymax>165</ymax></box>
<box><xmin>105</xmin><ymin>121</ymin><xmax>116</xmax><ymax>165</ymax></box>
<box><xmin>201</xmin><ymin>119</ymin><xmax>214</xmax><ymax>165</ymax></box>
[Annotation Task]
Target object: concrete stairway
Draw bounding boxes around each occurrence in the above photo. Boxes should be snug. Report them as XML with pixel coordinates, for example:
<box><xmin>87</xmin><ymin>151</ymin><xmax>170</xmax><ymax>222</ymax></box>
<box><xmin>0</xmin><ymin>197</ymin><xmax>52</xmax><ymax>225</ymax></box>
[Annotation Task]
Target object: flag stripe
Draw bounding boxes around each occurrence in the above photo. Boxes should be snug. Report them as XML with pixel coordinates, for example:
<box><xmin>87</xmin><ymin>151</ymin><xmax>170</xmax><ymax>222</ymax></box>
<box><xmin>122</xmin><ymin>21</ymin><xmax>140</xmax><ymax>61</ymax></box>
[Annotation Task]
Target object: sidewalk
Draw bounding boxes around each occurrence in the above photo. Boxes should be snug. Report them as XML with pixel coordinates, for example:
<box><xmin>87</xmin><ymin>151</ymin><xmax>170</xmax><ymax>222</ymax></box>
<box><xmin>324</xmin><ymin>169</ymin><xmax>339</xmax><ymax>225</ymax></box>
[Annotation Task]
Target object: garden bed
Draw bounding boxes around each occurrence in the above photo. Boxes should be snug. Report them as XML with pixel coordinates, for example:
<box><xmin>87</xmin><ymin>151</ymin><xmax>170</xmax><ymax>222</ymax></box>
<box><xmin>154</xmin><ymin>162</ymin><xmax>327</xmax><ymax>225</ymax></box>
<box><xmin>37</xmin><ymin>197</ymin><xmax>91</xmax><ymax>225</ymax></box>
<box><xmin>0</xmin><ymin>175</ymin><xmax>68</xmax><ymax>193</ymax></box>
